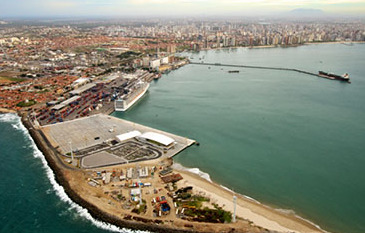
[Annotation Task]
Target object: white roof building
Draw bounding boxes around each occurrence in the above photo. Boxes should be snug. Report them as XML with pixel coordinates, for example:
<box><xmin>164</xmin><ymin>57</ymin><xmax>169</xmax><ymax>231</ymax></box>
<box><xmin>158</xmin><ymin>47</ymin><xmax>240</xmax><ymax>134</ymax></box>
<box><xmin>138</xmin><ymin>132</ymin><xmax>175</xmax><ymax>148</ymax></box>
<box><xmin>116</xmin><ymin>130</ymin><xmax>141</xmax><ymax>142</ymax></box>
<box><xmin>69</xmin><ymin>83</ymin><xmax>96</xmax><ymax>96</ymax></box>
<box><xmin>51</xmin><ymin>95</ymin><xmax>81</xmax><ymax>111</ymax></box>
<box><xmin>72</xmin><ymin>77</ymin><xmax>90</xmax><ymax>87</ymax></box>
<box><xmin>127</xmin><ymin>167</ymin><xmax>134</xmax><ymax>179</ymax></box>
<box><xmin>139</xmin><ymin>167</ymin><xmax>149</xmax><ymax>178</ymax></box>
<box><xmin>130</xmin><ymin>188</ymin><xmax>141</xmax><ymax>196</ymax></box>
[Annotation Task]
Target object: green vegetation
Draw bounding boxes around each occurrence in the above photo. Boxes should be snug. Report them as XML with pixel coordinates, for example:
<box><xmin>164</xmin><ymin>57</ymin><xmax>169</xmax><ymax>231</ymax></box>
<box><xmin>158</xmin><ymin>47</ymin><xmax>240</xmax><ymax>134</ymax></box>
<box><xmin>0</xmin><ymin>76</ymin><xmax>26</xmax><ymax>83</ymax></box>
<box><xmin>177</xmin><ymin>194</ymin><xmax>209</xmax><ymax>209</ymax></box>
<box><xmin>183</xmin><ymin>204</ymin><xmax>232</xmax><ymax>223</ymax></box>
<box><xmin>16</xmin><ymin>100</ymin><xmax>37</xmax><ymax>107</ymax></box>
<box><xmin>144</xmin><ymin>48</ymin><xmax>157</xmax><ymax>55</ymax></box>
<box><xmin>116</xmin><ymin>51</ymin><xmax>141</xmax><ymax>59</ymax></box>
<box><xmin>132</xmin><ymin>200</ymin><xmax>147</xmax><ymax>214</ymax></box>
<box><xmin>175</xmin><ymin>190</ymin><xmax>230</xmax><ymax>223</ymax></box>
<box><xmin>33</xmin><ymin>85</ymin><xmax>43</xmax><ymax>90</ymax></box>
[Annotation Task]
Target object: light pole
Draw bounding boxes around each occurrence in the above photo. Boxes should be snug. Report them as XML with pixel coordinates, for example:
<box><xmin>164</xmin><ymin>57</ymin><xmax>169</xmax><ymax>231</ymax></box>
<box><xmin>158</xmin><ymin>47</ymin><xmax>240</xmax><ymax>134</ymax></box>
<box><xmin>69</xmin><ymin>141</ymin><xmax>74</xmax><ymax>164</ymax></box>
<box><xmin>137</xmin><ymin>164</ymin><xmax>143</xmax><ymax>205</ymax></box>
<box><xmin>233</xmin><ymin>195</ymin><xmax>237</xmax><ymax>223</ymax></box>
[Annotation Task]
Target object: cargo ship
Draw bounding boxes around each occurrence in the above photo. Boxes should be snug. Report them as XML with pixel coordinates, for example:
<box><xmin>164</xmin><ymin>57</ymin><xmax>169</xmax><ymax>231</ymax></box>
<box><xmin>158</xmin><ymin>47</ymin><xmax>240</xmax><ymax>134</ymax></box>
<box><xmin>114</xmin><ymin>81</ymin><xmax>149</xmax><ymax>111</ymax></box>
<box><xmin>318</xmin><ymin>71</ymin><xmax>350</xmax><ymax>83</ymax></box>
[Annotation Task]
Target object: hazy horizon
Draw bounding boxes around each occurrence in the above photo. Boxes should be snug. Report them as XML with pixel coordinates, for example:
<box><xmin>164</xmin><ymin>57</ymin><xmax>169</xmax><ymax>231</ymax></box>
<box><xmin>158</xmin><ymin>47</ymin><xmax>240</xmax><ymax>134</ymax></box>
<box><xmin>1</xmin><ymin>0</ymin><xmax>365</xmax><ymax>18</ymax></box>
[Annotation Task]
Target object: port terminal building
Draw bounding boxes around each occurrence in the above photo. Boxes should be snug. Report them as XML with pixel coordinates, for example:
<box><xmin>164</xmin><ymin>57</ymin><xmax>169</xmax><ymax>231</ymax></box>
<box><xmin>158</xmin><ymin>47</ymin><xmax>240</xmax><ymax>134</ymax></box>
<box><xmin>137</xmin><ymin>132</ymin><xmax>176</xmax><ymax>150</ymax></box>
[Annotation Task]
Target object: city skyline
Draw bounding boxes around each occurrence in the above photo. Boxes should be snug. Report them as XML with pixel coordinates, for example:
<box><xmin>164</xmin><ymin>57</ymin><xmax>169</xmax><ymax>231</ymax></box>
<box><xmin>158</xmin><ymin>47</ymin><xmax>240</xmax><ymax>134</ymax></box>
<box><xmin>1</xmin><ymin>0</ymin><xmax>365</xmax><ymax>18</ymax></box>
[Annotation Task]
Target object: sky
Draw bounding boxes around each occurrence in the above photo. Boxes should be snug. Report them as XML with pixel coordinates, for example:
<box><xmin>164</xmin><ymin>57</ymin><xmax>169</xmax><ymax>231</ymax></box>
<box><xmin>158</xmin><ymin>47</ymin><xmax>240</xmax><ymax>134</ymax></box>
<box><xmin>0</xmin><ymin>0</ymin><xmax>365</xmax><ymax>18</ymax></box>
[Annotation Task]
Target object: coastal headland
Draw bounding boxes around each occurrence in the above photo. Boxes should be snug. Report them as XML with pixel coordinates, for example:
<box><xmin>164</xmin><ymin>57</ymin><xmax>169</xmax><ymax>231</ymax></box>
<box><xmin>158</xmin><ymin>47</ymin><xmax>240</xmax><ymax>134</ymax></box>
<box><xmin>18</xmin><ymin>110</ymin><xmax>325</xmax><ymax>233</ymax></box>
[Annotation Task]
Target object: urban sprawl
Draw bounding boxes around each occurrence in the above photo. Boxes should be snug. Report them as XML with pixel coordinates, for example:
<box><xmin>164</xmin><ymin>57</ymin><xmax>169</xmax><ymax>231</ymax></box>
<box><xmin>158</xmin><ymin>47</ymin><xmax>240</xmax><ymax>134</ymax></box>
<box><xmin>1</xmin><ymin>19</ymin><xmax>364</xmax><ymax>112</ymax></box>
<box><xmin>1</xmin><ymin>18</ymin><xmax>364</xmax><ymax>233</ymax></box>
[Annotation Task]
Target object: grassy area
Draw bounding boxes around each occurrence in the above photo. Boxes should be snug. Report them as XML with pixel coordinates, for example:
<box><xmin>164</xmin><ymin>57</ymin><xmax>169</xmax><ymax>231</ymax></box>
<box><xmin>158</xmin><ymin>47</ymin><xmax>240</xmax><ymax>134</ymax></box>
<box><xmin>16</xmin><ymin>100</ymin><xmax>37</xmax><ymax>107</ymax></box>
<box><xmin>116</xmin><ymin>51</ymin><xmax>141</xmax><ymax>59</ymax></box>
<box><xmin>184</xmin><ymin>205</ymin><xmax>232</xmax><ymax>223</ymax></box>
<box><xmin>0</xmin><ymin>76</ymin><xmax>26</xmax><ymax>83</ymax></box>
<box><xmin>132</xmin><ymin>200</ymin><xmax>147</xmax><ymax>214</ymax></box>
<box><xmin>175</xmin><ymin>190</ymin><xmax>231</xmax><ymax>223</ymax></box>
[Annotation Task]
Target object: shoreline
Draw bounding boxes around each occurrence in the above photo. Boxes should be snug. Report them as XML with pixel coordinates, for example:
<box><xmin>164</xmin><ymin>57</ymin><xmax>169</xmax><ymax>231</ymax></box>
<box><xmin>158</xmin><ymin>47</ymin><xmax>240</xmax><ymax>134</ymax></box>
<box><xmin>0</xmin><ymin>107</ymin><xmax>17</xmax><ymax>114</ymax></box>
<box><xmin>172</xmin><ymin>164</ymin><xmax>325</xmax><ymax>233</ymax></box>
<box><xmin>19</xmin><ymin>112</ymin><xmax>202</xmax><ymax>233</ymax></box>
<box><xmin>1</xmin><ymin>42</ymin><xmax>349</xmax><ymax>232</ymax></box>
<box><xmin>13</xmin><ymin>111</ymin><xmax>325</xmax><ymax>233</ymax></box>
<box><xmin>194</xmin><ymin>40</ymin><xmax>365</xmax><ymax>52</ymax></box>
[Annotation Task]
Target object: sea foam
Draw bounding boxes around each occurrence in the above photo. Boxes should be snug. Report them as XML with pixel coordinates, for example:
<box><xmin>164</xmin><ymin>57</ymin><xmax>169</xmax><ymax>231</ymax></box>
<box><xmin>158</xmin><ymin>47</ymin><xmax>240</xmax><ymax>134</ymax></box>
<box><xmin>172</xmin><ymin>162</ymin><xmax>261</xmax><ymax>203</ymax></box>
<box><xmin>2</xmin><ymin>114</ymin><xmax>325</xmax><ymax>233</ymax></box>
<box><xmin>172</xmin><ymin>163</ymin><xmax>212</xmax><ymax>182</ymax></box>
<box><xmin>1</xmin><ymin>114</ymin><xmax>149</xmax><ymax>233</ymax></box>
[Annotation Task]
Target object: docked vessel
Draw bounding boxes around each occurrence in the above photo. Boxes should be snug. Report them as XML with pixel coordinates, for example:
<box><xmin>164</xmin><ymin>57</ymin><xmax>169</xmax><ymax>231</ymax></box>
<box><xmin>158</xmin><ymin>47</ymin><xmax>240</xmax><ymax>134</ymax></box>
<box><xmin>318</xmin><ymin>71</ymin><xmax>350</xmax><ymax>83</ymax></box>
<box><xmin>114</xmin><ymin>81</ymin><xmax>150</xmax><ymax>111</ymax></box>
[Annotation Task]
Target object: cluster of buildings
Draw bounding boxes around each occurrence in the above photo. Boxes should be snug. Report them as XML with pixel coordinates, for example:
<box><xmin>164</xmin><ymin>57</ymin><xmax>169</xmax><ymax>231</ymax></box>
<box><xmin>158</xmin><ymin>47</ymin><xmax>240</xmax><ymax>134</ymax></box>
<box><xmin>0</xmin><ymin>18</ymin><xmax>364</xmax><ymax>111</ymax></box>
<box><xmin>0</xmin><ymin>24</ymin><xmax>187</xmax><ymax>111</ymax></box>
<box><xmin>91</xmin><ymin>19</ymin><xmax>365</xmax><ymax>49</ymax></box>
<box><xmin>0</xmin><ymin>75</ymin><xmax>77</xmax><ymax>111</ymax></box>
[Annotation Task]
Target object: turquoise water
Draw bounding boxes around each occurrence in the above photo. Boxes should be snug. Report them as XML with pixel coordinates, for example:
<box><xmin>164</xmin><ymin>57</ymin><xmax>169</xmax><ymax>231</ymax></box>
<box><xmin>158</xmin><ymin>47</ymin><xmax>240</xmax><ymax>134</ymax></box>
<box><xmin>1</xmin><ymin>44</ymin><xmax>364</xmax><ymax>233</ymax></box>
<box><xmin>0</xmin><ymin>114</ymin><xmax>144</xmax><ymax>233</ymax></box>
<box><xmin>114</xmin><ymin>44</ymin><xmax>365</xmax><ymax>233</ymax></box>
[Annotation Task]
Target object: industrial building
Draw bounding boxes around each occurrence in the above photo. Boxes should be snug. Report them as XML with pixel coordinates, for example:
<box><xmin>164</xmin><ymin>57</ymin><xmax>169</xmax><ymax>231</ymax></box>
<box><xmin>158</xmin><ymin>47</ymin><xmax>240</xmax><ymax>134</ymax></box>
<box><xmin>137</xmin><ymin>132</ymin><xmax>176</xmax><ymax>150</ymax></box>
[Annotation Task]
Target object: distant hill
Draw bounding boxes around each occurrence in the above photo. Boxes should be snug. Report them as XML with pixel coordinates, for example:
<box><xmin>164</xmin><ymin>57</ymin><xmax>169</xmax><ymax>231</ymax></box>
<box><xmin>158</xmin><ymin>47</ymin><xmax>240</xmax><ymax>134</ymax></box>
<box><xmin>288</xmin><ymin>8</ymin><xmax>324</xmax><ymax>17</ymax></box>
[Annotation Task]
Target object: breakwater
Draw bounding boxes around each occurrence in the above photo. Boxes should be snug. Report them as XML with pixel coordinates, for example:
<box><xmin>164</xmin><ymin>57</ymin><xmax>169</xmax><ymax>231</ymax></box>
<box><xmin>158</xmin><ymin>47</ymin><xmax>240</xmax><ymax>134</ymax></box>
<box><xmin>189</xmin><ymin>62</ymin><xmax>323</xmax><ymax>79</ymax></box>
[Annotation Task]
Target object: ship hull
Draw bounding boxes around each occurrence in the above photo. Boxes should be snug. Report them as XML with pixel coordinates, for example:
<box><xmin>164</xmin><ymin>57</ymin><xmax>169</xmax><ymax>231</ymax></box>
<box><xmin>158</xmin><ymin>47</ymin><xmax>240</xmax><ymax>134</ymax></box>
<box><xmin>115</xmin><ymin>83</ymin><xmax>150</xmax><ymax>111</ymax></box>
<box><xmin>318</xmin><ymin>71</ymin><xmax>350</xmax><ymax>83</ymax></box>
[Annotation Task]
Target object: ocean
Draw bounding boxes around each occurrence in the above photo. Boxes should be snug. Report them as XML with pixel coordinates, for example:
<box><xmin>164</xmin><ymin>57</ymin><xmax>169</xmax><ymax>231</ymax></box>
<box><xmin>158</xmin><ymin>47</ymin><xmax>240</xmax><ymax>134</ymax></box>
<box><xmin>1</xmin><ymin>43</ymin><xmax>365</xmax><ymax>233</ymax></box>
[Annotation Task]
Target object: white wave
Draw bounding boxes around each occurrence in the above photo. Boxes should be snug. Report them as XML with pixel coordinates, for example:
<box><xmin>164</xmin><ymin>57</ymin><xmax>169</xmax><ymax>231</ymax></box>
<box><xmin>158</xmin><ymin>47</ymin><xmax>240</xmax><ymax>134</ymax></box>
<box><xmin>172</xmin><ymin>162</ymin><xmax>264</xmax><ymax>206</ymax></box>
<box><xmin>8</xmin><ymin>114</ymin><xmax>149</xmax><ymax>233</ymax></box>
<box><xmin>275</xmin><ymin>208</ymin><xmax>296</xmax><ymax>215</ymax></box>
<box><xmin>0</xmin><ymin>113</ymin><xmax>19</xmax><ymax>123</ymax></box>
<box><xmin>219</xmin><ymin>185</ymin><xmax>261</xmax><ymax>204</ymax></box>
<box><xmin>275</xmin><ymin>209</ymin><xmax>327</xmax><ymax>232</ymax></box>
<box><xmin>275</xmin><ymin>208</ymin><xmax>325</xmax><ymax>232</ymax></box>
<box><xmin>172</xmin><ymin>163</ymin><xmax>212</xmax><ymax>182</ymax></box>
<box><xmin>12</xmin><ymin>123</ymin><xmax>20</xmax><ymax>130</ymax></box>
<box><xmin>6</xmin><ymin>115</ymin><xmax>325</xmax><ymax>233</ymax></box>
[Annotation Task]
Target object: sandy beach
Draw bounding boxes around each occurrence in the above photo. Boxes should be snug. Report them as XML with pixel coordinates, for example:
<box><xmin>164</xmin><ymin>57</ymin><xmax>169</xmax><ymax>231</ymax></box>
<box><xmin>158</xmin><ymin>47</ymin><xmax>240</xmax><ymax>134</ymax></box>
<box><xmin>20</xmin><ymin>109</ymin><xmax>329</xmax><ymax>233</ymax></box>
<box><xmin>0</xmin><ymin>108</ymin><xmax>16</xmax><ymax>114</ymax></box>
<box><xmin>174</xmin><ymin>168</ymin><xmax>325</xmax><ymax>233</ymax></box>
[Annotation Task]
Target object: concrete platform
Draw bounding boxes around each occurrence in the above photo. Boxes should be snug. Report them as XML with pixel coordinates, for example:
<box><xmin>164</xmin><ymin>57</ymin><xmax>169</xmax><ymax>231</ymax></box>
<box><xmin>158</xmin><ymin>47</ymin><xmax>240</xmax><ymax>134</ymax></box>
<box><xmin>41</xmin><ymin>114</ymin><xmax>195</xmax><ymax>168</ymax></box>
<box><xmin>81</xmin><ymin>151</ymin><xmax>128</xmax><ymax>169</ymax></box>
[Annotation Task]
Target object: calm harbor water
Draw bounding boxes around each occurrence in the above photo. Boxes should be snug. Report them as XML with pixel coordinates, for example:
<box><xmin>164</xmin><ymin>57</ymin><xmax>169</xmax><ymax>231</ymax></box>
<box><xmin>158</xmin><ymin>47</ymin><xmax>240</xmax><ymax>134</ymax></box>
<box><xmin>115</xmin><ymin>44</ymin><xmax>365</xmax><ymax>233</ymax></box>
<box><xmin>1</xmin><ymin>44</ymin><xmax>364</xmax><ymax>233</ymax></box>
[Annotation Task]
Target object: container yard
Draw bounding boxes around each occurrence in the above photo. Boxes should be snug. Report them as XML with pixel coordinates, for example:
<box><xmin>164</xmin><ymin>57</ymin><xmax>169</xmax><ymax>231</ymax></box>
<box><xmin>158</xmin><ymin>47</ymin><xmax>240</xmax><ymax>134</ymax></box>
<box><xmin>30</xmin><ymin>70</ymin><xmax>156</xmax><ymax>126</ymax></box>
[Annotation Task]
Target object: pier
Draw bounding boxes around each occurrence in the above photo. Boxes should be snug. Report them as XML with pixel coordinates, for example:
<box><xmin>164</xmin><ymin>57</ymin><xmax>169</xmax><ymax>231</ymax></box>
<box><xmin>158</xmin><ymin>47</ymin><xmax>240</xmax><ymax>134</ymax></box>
<box><xmin>190</xmin><ymin>61</ymin><xmax>331</xmax><ymax>80</ymax></box>
<box><xmin>41</xmin><ymin>114</ymin><xmax>196</xmax><ymax>168</ymax></box>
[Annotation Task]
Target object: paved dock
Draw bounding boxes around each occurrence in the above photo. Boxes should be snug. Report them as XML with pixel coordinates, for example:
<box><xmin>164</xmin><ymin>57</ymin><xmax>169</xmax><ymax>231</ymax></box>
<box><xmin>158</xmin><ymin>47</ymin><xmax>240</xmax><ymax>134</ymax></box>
<box><xmin>41</xmin><ymin>114</ymin><xmax>195</xmax><ymax>168</ymax></box>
